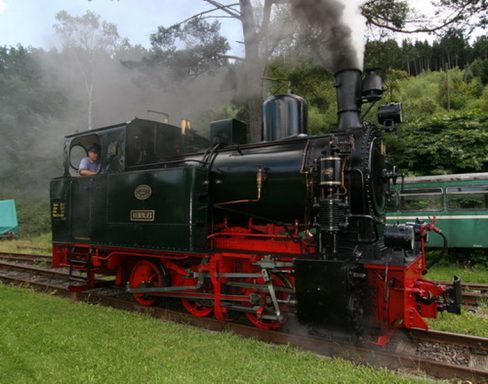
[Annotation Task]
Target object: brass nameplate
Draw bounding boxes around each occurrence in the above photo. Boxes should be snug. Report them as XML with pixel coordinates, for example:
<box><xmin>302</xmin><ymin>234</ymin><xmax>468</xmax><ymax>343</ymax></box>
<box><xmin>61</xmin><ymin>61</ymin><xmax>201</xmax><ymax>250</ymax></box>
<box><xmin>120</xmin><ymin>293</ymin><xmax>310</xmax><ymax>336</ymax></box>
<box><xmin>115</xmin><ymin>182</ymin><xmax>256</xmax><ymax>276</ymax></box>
<box><xmin>130</xmin><ymin>210</ymin><xmax>155</xmax><ymax>222</ymax></box>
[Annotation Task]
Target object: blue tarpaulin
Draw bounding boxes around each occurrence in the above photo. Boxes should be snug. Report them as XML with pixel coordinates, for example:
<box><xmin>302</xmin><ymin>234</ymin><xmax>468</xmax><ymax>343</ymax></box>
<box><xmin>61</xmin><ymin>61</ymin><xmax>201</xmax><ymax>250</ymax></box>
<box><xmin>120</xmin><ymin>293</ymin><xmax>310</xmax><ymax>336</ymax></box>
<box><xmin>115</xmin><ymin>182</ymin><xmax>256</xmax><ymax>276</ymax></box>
<box><xmin>0</xmin><ymin>199</ymin><xmax>19</xmax><ymax>237</ymax></box>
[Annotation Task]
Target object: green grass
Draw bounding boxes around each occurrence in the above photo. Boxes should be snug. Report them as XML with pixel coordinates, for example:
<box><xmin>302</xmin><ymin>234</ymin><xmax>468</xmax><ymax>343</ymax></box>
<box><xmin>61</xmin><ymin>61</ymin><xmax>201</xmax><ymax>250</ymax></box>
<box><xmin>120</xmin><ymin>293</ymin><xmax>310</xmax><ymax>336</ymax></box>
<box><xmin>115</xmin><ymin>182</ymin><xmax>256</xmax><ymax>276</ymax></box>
<box><xmin>426</xmin><ymin>264</ymin><xmax>488</xmax><ymax>284</ymax></box>
<box><xmin>0</xmin><ymin>284</ymin><xmax>430</xmax><ymax>384</ymax></box>
<box><xmin>429</xmin><ymin>301</ymin><xmax>488</xmax><ymax>337</ymax></box>
<box><xmin>424</xmin><ymin>263</ymin><xmax>488</xmax><ymax>337</ymax></box>
<box><xmin>0</xmin><ymin>232</ymin><xmax>51</xmax><ymax>255</ymax></box>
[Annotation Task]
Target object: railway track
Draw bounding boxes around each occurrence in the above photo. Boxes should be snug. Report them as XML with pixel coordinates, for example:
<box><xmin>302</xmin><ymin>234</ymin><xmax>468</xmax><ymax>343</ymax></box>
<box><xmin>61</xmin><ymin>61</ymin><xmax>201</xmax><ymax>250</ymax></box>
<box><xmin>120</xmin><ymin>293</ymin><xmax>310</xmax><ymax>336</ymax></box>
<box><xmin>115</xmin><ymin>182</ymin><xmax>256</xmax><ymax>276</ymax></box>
<box><xmin>436</xmin><ymin>280</ymin><xmax>488</xmax><ymax>306</ymax></box>
<box><xmin>0</xmin><ymin>256</ymin><xmax>487</xmax><ymax>382</ymax></box>
<box><xmin>0</xmin><ymin>251</ymin><xmax>51</xmax><ymax>264</ymax></box>
<box><xmin>2</xmin><ymin>251</ymin><xmax>486</xmax><ymax>305</ymax></box>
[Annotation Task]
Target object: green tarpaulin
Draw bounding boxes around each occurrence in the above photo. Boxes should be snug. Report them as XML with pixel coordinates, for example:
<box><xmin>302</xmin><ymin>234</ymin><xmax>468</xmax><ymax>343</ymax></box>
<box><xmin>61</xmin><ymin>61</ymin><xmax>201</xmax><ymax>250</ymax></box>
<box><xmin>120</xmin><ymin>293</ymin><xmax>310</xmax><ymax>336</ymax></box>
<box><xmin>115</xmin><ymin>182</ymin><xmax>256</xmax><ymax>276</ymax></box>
<box><xmin>0</xmin><ymin>199</ymin><xmax>19</xmax><ymax>237</ymax></box>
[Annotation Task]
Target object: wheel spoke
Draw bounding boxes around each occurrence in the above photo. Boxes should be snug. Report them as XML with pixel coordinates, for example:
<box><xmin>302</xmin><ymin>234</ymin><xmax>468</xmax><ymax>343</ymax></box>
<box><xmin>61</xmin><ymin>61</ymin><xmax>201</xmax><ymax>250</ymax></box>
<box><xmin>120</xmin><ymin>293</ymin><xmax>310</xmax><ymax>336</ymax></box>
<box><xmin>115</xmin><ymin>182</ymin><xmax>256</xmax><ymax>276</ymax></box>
<box><xmin>129</xmin><ymin>260</ymin><xmax>163</xmax><ymax>307</ymax></box>
<box><xmin>182</xmin><ymin>299</ymin><xmax>213</xmax><ymax>317</ymax></box>
<box><xmin>244</xmin><ymin>273</ymin><xmax>291</xmax><ymax>330</ymax></box>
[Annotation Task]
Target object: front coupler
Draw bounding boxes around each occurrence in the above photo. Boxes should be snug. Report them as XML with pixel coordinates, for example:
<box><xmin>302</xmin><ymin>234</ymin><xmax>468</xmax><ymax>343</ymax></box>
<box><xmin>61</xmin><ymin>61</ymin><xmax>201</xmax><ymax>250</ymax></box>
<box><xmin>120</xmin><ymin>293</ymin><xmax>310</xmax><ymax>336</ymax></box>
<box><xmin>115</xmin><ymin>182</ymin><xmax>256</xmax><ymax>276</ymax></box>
<box><xmin>442</xmin><ymin>275</ymin><xmax>462</xmax><ymax>315</ymax></box>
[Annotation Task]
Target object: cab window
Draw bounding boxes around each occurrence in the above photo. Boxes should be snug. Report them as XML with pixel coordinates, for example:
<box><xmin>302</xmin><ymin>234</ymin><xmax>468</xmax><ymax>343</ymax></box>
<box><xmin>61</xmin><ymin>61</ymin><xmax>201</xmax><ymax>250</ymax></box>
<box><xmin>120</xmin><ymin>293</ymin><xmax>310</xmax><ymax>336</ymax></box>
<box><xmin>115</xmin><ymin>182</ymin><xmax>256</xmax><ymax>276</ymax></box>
<box><xmin>68</xmin><ymin>134</ymin><xmax>101</xmax><ymax>177</ymax></box>
<box><xmin>399</xmin><ymin>188</ymin><xmax>443</xmax><ymax>211</ymax></box>
<box><xmin>447</xmin><ymin>185</ymin><xmax>488</xmax><ymax>210</ymax></box>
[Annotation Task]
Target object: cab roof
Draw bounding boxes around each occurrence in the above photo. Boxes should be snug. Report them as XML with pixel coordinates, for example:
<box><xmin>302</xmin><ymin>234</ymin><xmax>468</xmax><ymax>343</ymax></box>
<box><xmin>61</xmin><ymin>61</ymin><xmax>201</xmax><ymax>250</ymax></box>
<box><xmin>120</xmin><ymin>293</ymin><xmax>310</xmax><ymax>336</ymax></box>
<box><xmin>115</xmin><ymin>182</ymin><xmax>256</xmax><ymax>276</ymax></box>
<box><xmin>64</xmin><ymin>118</ymin><xmax>168</xmax><ymax>139</ymax></box>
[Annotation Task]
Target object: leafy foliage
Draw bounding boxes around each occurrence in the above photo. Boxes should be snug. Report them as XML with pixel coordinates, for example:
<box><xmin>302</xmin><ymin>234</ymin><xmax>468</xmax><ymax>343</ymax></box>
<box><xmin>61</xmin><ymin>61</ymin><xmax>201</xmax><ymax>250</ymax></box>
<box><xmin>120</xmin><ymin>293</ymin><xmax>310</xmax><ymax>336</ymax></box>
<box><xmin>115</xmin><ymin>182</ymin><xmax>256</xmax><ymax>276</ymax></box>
<box><xmin>364</xmin><ymin>34</ymin><xmax>488</xmax><ymax>75</ymax></box>
<box><xmin>384</xmin><ymin>113</ymin><xmax>488</xmax><ymax>175</ymax></box>
<box><xmin>467</xmin><ymin>58</ymin><xmax>488</xmax><ymax>85</ymax></box>
<box><xmin>149</xmin><ymin>18</ymin><xmax>230</xmax><ymax>79</ymax></box>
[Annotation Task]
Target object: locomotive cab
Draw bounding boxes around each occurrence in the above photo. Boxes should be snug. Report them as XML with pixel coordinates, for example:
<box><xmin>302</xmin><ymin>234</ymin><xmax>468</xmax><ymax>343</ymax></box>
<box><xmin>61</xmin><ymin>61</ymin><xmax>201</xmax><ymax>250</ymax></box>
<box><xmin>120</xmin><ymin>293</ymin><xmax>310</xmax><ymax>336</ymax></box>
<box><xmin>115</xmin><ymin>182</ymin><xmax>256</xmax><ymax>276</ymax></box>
<box><xmin>51</xmin><ymin>118</ymin><xmax>212</xmax><ymax>253</ymax></box>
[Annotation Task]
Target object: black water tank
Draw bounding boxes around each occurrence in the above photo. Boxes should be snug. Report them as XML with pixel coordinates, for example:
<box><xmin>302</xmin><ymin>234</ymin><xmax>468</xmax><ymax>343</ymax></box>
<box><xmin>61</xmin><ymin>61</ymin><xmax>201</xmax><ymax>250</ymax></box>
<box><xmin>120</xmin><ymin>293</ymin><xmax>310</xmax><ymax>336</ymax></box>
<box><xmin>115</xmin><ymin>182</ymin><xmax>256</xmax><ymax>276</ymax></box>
<box><xmin>262</xmin><ymin>94</ymin><xmax>308</xmax><ymax>141</ymax></box>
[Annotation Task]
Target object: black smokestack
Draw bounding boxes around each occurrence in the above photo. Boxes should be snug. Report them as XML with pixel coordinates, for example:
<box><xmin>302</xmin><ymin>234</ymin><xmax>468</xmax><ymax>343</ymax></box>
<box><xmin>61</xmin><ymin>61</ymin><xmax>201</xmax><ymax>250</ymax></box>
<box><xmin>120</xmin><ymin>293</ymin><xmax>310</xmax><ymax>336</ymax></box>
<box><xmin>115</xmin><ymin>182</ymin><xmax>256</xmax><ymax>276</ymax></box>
<box><xmin>335</xmin><ymin>69</ymin><xmax>362</xmax><ymax>130</ymax></box>
<box><xmin>288</xmin><ymin>0</ymin><xmax>366</xmax><ymax>129</ymax></box>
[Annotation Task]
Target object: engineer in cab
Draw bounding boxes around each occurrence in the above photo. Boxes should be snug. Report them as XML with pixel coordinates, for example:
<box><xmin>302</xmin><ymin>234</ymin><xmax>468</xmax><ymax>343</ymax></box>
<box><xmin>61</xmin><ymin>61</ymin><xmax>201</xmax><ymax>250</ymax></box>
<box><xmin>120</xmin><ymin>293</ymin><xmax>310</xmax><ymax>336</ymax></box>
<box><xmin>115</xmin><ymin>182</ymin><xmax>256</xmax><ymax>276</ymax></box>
<box><xmin>79</xmin><ymin>144</ymin><xmax>101</xmax><ymax>176</ymax></box>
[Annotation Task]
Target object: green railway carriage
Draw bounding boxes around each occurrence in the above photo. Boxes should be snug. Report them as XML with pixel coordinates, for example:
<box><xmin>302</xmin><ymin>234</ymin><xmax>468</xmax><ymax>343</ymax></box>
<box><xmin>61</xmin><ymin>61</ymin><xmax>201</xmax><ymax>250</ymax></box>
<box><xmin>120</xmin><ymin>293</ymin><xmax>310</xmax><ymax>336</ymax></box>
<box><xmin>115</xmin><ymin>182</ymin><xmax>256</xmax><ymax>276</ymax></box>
<box><xmin>386</xmin><ymin>173</ymin><xmax>488</xmax><ymax>249</ymax></box>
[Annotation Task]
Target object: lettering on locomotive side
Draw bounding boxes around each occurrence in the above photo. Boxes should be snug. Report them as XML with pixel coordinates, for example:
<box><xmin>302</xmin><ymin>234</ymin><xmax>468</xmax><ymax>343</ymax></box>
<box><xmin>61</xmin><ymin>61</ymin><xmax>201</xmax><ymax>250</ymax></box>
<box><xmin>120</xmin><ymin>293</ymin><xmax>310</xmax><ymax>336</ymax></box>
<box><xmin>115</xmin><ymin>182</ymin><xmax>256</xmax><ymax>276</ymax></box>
<box><xmin>130</xmin><ymin>210</ymin><xmax>155</xmax><ymax>222</ymax></box>
<box><xmin>52</xmin><ymin>201</ymin><xmax>65</xmax><ymax>219</ymax></box>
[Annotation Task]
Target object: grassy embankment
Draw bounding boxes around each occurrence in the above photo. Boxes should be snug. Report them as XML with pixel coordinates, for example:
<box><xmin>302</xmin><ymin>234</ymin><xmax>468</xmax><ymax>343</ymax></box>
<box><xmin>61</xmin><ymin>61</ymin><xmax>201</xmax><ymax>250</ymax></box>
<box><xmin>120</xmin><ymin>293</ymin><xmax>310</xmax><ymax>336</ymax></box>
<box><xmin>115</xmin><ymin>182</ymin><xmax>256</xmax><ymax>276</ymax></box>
<box><xmin>426</xmin><ymin>265</ymin><xmax>487</xmax><ymax>284</ymax></box>
<box><xmin>428</xmin><ymin>301</ymin><xmax>488</xmax><ymax>337</ymax></box>
<box><xmin>426</xmin><ymin>259</ymin><xmax>488</xmax><ymax>337</ymax></box>
<box><xmin>0</xmin><ymin>284</ymin><xmax>430</xmax><ymax>384</ymax></box>
<box><xmin>0</xmin><ymin>198</ymin><xmax>51</xmax><ymax>254</ymax></box>
<box><xmin>0</xmin><ymin>233</ymin><xmax>51</xmax><ymax>254</ymax></box>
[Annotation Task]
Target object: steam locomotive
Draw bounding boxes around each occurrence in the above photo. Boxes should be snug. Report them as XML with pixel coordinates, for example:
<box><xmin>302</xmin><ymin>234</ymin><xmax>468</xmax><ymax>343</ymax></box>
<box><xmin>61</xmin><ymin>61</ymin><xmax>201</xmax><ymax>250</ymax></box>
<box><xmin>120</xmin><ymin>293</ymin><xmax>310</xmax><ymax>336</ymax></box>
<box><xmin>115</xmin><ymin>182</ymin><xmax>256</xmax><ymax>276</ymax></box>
<box><xmin>50</xmin><ymin>69</ymin><xmax>460</xmax><ymax>345</ymax></box>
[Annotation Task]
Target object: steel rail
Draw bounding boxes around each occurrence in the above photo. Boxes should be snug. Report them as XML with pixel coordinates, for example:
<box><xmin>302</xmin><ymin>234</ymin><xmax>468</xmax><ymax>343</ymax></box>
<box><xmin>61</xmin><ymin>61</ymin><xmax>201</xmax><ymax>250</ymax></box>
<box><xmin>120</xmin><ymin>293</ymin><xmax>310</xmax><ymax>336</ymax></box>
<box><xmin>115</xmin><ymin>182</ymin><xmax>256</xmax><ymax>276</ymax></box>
<box><xmin>0</xmin><ymin>251</ymin><xmax>51</xmax><ymax>263</ymax></box>
<box><xmin>436</xmin><ymin>280</ymin><xmax>488</xmax><ymax>292</ymax></box>
<box><xmin>0</xmin><ymin>260</ymin><xmax>73</xmax><ymax>278</ymax></box>
<box><xmin>408</xmin><ymin>329</ymin><xmax>488</xmax><ymax>351</ymax></box>
<box><xmin>0</xmin><ymin>269</ymin><xmax>487</xmax><ymax>382</ymax></box>
<box><xmin>433</xmin><ymin>280</ymin><xmax>488</xmax><ymax>306</ymax></box>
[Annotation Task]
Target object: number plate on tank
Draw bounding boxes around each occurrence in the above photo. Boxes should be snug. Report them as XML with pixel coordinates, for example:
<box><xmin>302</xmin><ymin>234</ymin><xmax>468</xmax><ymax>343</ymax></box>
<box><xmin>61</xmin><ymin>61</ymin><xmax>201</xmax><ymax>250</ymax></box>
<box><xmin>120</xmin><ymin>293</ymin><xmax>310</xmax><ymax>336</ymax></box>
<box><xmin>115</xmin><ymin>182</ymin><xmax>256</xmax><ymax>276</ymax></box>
<box><xmin>130</xmin><ymin>210</ymin><xmax>155</xmax><ymax>222</ymax></box>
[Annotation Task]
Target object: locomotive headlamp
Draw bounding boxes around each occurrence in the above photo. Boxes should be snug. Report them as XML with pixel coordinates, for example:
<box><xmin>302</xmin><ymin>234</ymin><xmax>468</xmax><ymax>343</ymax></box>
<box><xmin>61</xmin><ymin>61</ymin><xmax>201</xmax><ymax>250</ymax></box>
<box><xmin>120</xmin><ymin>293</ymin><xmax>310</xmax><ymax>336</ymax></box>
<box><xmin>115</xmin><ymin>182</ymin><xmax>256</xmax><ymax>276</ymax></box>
<box><xmin>378</xmin><ymin>103</ymin><xmax>402</xmax><ymax>131</ymax></box>
<box><xmin>384</xmin><ymin>224</ymin><xmax>415</xmax><ymax>251</ymax></box>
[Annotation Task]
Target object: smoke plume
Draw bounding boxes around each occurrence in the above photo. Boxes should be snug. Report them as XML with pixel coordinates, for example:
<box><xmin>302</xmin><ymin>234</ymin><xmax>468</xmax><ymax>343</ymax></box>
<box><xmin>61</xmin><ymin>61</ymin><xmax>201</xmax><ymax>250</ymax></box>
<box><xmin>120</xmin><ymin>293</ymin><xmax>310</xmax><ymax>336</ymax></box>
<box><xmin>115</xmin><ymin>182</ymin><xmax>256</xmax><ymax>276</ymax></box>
<box><xmin>289</xmin><ymin>0</ymin><xmax>366</xmax><ymax>72</ymax></box>
<box><xmin>0</xmin><ymin>46</ymin><xmax>232</xmax><ymax>204</ymax></box>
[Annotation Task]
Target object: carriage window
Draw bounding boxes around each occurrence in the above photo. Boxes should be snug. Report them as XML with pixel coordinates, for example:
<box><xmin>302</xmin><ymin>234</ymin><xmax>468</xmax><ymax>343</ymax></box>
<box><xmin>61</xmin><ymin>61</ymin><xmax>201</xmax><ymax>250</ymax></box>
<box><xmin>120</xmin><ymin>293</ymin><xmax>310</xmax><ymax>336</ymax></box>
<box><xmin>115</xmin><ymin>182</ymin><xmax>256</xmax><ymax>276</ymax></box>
<box><xmin>399</xmin><ymin>188</ymin><xmax>443</xmax><ymax>211</ymax></box>
<box><xmin>447</xmin><ymin>185</ymin><xmax>488</xmax><ymax>210</ymax></box>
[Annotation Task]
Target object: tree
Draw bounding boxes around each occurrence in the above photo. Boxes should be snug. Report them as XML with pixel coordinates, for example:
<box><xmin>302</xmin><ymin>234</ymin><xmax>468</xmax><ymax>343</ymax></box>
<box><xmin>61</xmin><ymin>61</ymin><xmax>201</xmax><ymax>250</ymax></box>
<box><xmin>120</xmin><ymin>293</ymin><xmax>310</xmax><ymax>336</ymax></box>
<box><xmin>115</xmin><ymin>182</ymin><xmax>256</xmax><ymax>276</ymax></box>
<box><xmin>54</xmin><ymin>10</ymin><xmax>121</xmax><ymax>129</ymax></box>
<box><xmin>466</xmin><ymin>58</ymin><xmax>488</xmax><ymax>85</ymax></box>
<box><xmin>364</xmin><ymin>39</ymin><xmax>403</xmax><ymax>70</ymax></box>
<box><xmin>0</xmin><ymin>45</ymin><xmax>72</xmax><ymax>202</ymax></box>
<box><xmin>149</xmin><ymin>17</ymin><xmax>230</xmax><ymax>80</ymax></box>
<box><xmin>153</xmin><ymin>0</ymin><xmax>291</xmax><ymax>142</ymax></box>
<box><xmin>438</xmin><ymin>28</ymin><xmax>470</xmax><ymax>69</ymax></box>
<box><xmin>362</xmin><ymin>0</ymin><xmax>488</xmax><ymax>35</ymax></box>
<box><xmin>197</xmin><ymin>0</ymin><xmax>281</xmax><ymax>142</ymax></box>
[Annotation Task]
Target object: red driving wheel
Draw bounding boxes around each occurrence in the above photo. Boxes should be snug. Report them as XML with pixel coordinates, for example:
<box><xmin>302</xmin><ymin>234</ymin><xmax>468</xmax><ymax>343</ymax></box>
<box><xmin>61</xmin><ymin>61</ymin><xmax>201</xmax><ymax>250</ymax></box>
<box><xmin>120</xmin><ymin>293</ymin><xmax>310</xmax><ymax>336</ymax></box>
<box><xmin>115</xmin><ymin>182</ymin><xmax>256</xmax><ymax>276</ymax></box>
<box><xmin>172</xmin><ymin>272</ymin><xmax>213</xmax><ymax>317</ymax></box>
<box><xmin>182</xmin><ymin>299</ymin><xmax>213</xmax><ymax>317</ymax></box>
<box><xmin>129</xmin><ymin>259</ymin><xmax>164</xmax><ymax>306</ymax></box>
<box><xmin>244</xmin><ymin>273</ymin><xmax>290</xmax><ymax>330</ymax></box>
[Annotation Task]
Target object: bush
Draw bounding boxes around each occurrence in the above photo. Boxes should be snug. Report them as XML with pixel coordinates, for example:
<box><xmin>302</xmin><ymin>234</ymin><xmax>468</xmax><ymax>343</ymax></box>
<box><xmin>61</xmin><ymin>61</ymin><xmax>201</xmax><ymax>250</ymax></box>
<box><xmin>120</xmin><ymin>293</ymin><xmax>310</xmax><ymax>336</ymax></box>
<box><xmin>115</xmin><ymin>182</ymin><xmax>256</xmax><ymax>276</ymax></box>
<box><xmin>16</xmin><ymin>200</ymin><xmax>51</xmax><ymax>237</ymax></box>
<box><xmin>467</xmin><ymin>58</ymin><xmax>488</xmax><ymax>85</ymax></box>
<box><xmin>384</xmin><ymin>113</ymin><xmax>488</xmax><ymax>175</ymax></box>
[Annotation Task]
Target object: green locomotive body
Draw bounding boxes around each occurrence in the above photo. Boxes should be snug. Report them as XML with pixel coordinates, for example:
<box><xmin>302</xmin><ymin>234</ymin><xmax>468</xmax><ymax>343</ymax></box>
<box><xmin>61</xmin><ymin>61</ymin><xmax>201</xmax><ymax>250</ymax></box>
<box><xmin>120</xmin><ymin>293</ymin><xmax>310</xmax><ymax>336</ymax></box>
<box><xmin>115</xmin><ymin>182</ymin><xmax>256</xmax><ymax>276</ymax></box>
<box><xmin>50</xmin><ymin>70</ymin><xmax>460</xmax><ymax>344</ymax></box>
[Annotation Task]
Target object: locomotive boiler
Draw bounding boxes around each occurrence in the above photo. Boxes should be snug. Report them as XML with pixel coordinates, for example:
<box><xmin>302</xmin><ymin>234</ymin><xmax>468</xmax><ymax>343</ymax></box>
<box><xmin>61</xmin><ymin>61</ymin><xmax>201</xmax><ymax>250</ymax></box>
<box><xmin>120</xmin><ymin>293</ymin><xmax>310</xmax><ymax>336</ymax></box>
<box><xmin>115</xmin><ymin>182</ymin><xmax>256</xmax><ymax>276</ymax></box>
<box><xmin>50</xmin><ymin>69</ymin><xmax>460</xmax><ymax>345</ymax></box>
